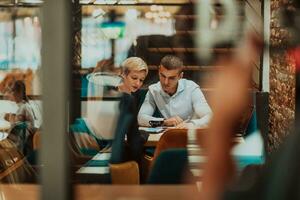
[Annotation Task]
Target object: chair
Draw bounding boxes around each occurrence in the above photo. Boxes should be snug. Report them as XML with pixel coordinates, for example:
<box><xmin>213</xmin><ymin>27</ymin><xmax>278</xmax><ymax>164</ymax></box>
<box><xmin>147</xmin><ymin>148</ymin><xmax>188</xmax><ymax>184</ymax></box>
<box><xmin>68</xmin><ymin>130</ymin><xmax>93</xmax><ymax>166</ymax></box>
<box><xmin>32</xmin><ymin>130</ymin><xmax>41</xmax><ymax>150</ymax></box>
<box><xmin>152</xmin><ymin>128</ymin><xmax>188</xmax><ymax>161</ymax></box>
<box><xmin>26</xmin><ymin>129</ymin><xmax>41</xmax><ymax>165</ymax></box>
<box><xmin>142</xmin><ymin>129</ymin><xmax>188</xmax><ymax>181</ymax></box>
<box><xmin>110</xmin><ymin>161</ymin><xmax>140</xmax><ymax>184</ymax></box>
<box><xmin>142</xmin><ymin>128</ymin><xmax>209</xmax><ymax>182</ymax></box>
<box><xmin>68</xmin><ymin>118</ymin><xmax>106</xmax><ymax>167</ymax></box>
<box><xmin>0</xmin><ymin>139</ymin><xmax>36</xmax><ymax>183</ymax></box>
<box><xmin>69</xmin><ymin>119</ymin><xmax>102</xmax><ymax>157</ymax></box>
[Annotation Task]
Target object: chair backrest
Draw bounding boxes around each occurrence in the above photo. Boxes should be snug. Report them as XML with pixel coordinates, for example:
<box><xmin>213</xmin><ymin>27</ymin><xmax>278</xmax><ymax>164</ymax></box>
<box><xmin>149</xmin><ymin>129</ymin><xmax>207</xmax><ymax>181</ymax></box>
<box><xmin>147</xmin><ymin>148</ymin><xmax>188</xmax><ymax>184</ymax></box>
<box><xmin>0</xmin><ymin>139</ymin><xmax>36</xmax><ymax>183</ymax></box>
<box><xmin>32</xmin><ymin>130</ymin><xmax>41</xmax><ymax>150</ymax></box>
<box><xmin>69</xmin><ymin>119</ymin><xmax>101</xmax><ymax>157</ymax></box>
<box><xmin>68</xmin><ymin>128</ymin><xmax>93</xmax><ymax>166</ymax></box>
<box><xmin>152</xmin><ymin>129</ymin><xmax>188</xmax><ymax>162</ymax></box>
<box><xmin>110</xmin><ymin>161</ymin><xmax>140</xmax><ymax>184</ymax></box>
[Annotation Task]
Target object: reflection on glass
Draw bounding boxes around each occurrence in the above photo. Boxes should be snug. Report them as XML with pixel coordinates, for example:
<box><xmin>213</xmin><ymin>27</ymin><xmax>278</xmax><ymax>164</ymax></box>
<box><xmin>81</xmin><ymin>6</ymin><xmax>174</xmax><ymax>68</ymax></box>
<box><xmin>84</xmin><ymin>71</ymin><xmax>121</xmax><ymax>140</ymax></box>
<box><xmin>0</xmin><ymin>7</ymin><xmax>41</xmax><ymax>185</ymax></box>
<box><xmin>73</xmin><ymin>1</ymin><xmax>264</xmax><ymax>189</ymax></box>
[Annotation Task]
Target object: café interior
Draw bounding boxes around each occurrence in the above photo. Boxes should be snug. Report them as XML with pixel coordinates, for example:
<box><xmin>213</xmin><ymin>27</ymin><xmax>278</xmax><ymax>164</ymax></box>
<box><xmin>0</xmin><ymin>0</ymin><xmax>298</xmax><ymax>199</ymax></box>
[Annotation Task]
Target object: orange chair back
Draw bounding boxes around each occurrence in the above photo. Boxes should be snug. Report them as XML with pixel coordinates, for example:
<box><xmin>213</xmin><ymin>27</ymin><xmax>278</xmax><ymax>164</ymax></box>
<box><xmin>32</xmin><ymin>130</ymin><xmax>41</xmax><ymax>150</ymax></box>
<box><xmin>152</xmin><ymin>129</ymin><xmax>188</xmax><ymax>162</ymax></box>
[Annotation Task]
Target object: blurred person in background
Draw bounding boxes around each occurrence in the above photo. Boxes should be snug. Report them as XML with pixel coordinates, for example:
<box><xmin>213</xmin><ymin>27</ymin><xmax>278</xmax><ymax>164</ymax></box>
<box><xmin>4</xmin><ymin>80</ymin><xmax>36</xmax><ymax>155</ymax></box>
<box><xmin>4</xmin><ymin>80</ymin><xmax>35</xmax><ymax>130</ymax></box>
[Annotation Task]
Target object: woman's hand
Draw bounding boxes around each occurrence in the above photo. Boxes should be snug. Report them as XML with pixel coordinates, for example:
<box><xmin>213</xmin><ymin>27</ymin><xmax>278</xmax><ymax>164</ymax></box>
<box><xmin>4</xmin><ymin>113</ymin><xmax>16</xmax><ymax>122</ymax></box>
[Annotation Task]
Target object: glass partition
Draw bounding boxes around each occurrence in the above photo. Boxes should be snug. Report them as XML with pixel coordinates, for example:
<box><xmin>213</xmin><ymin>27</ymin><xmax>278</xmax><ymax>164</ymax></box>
<box><xmin>0</xmin><ymin>0</ymin><xmax>268</xmax><ymax>199</ymax></box>
<box><xmin>0</xmin><ymin>5</ymin><xmax>42</xmax><ymax>185</ymax></box>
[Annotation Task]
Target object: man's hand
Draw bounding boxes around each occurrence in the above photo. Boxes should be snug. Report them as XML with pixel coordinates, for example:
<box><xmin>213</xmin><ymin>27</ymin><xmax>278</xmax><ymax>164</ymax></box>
<box><xmin>175</xmin><ymin>122</ymin><xmax>194</xmax><ymax>129</ymax></box>
<box><xmin>163</xmin><ymin>116</ymin><xmax>183</xmax><ymax>126</ymax></box>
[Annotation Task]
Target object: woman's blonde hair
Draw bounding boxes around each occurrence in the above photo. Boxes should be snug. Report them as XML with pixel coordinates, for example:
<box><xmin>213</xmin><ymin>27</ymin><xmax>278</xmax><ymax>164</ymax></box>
<box><xmin>121</xmin><ymin>57</ymin><xmax>148</xmax><ymax>75</ymax></box>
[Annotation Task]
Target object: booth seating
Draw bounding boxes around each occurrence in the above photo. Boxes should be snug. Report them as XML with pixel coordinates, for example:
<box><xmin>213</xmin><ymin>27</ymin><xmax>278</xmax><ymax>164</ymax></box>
<box><xmin>75</xmin><ymin>94</ymin><xmax>141</xmax><ymax>184</ymax></box>
<box><xmin>69</xmin><ymin>118</ymin><xmax>112</xmax><ymax>157</ymax></box>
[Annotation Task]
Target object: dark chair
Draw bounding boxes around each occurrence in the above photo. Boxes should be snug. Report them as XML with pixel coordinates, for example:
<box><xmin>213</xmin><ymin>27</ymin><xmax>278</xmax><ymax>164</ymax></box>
<box><xmin>142</xmin><ymin>129</ymin><xmax>188</xmax><ymax>181</ymax></box>
<box><xmin>147</xmin><ymin>148</ymin><xmax>188</xmax><ymax>184</ymax></box>
<box><xmin>26</xmin><ymin>129</ymin><xmax>41</xmax><ymax>165</ymax></box>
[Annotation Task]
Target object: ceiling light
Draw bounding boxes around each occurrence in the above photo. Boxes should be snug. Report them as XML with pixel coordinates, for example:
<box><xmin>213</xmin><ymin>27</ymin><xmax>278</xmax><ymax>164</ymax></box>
<box><xmin>19</xmin><ymin>0</ymin><xmax>43</xmax><ymax>3</ymax></box>
<box><xmin>138</xmin><ymin>0</ymin><xmax>153</xmax><ymax>2</ymax></box>
<box><xmin>79</xmin><ymin>0</ymin><xmax>91</xmax><ymax>3</ymax></box>
<box><xmin>92</xmin><ymin>8</ymin><xmax>106</xmax><ymax>18</ymax></box>
<box><xmin>119</xmin><ymin>0</ymin><xmax>137</xmax><ymax>4</ymax></box>
<box><xmin>150</xmin><ymin>5</ymin><xmax>158</xmax><ymax>12</ymax></box>
<box><xmin>125</xmin><ymin>9</ymin><xmax>139</xmax><ymax>21</ymax></box>
<box><xmin>94</xmin><ymin>0</ymin><xmax>117</xmax><ymax>4</ymax></box>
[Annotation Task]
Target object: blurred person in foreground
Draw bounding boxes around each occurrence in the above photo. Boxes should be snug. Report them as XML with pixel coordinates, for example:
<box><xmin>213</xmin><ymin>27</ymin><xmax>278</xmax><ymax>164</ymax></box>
<box><xmin>138</xmin><ymin>55</ymin><xmax>212</xmax><ymax>128</ymax></box>
<box><xmin>201</xmin><ymin>31</ymin><xmax>300</xmax><ymax>200</ymax></box>
<box><xmin>199</xmin><ymin>34</ymin><xmax>262</xmax><ymax>200</ymax></box>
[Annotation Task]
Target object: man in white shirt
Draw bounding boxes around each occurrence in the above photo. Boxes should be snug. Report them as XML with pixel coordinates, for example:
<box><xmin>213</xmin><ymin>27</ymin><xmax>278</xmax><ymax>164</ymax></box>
<box><xmin>138</xmin><ymin>55</ymin><xmax>212</xmax><ymax>128</ymax></box>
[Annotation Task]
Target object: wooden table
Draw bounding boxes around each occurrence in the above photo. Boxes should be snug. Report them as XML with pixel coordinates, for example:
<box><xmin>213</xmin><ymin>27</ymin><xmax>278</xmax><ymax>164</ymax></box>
<box><xmin>145</xmin><ymin>132</ymin><xmax>164</xmax><ymax>147</ymax></box>
<box><xmin>0</xmin><ymin>184</ymin><xmax>200</xmax><ymax>200</ymax></box>
<box><xmin>75</xmin><ymin>152</ymin><xmax>111</xmax><ymax>183</ymax></box>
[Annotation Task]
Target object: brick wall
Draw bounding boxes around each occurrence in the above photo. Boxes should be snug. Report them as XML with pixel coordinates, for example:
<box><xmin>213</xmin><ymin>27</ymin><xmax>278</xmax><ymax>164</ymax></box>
<box><xmin>268</xmin><ymin>0</ymin><xmax>295</xmax><ymax>152</ymax></box>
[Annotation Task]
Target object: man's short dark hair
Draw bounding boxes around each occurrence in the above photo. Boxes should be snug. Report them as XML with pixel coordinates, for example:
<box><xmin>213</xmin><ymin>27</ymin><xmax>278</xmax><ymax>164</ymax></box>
<box><xmin>160</xmin><ymin>55</ymin><xmax>184</xmax><ymax>71</ymax></box>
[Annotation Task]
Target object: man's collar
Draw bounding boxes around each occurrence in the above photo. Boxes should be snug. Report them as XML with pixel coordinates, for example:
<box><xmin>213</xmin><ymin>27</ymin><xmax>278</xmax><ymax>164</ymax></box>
<box><xmin>177</xmin><ymin>79</ymin><xmax>184</xmax><ymax>92</ymax></box>
<box><xmin>159</xmin><ymin>79</ymin><xmax>184</xmax><ymax>97</ymax></box>
<box><xmin>173</xmin><ymin>79</ymin><xmax>184</xmax><ymax>96</ymax></box>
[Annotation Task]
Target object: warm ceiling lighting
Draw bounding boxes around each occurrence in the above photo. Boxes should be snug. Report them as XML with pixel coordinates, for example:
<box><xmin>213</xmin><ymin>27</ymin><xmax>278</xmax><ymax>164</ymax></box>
<box><xmin>94</xmin><ymin>0</ymin><xmax>117</xmax><ymax>4</ymax></box>
<box><xmin>92</xmin><ymin>8</ymin><xmax>106</xmax><ymax>18</ymax></box>
<box><xmin>146</xmin><ymin>5</ymin><xmax>171</xmax><ymax>24</ymax></box>
<box><xmin>18</xmin><ymin>0</ymin><xmax>43</xmax><ymax>3</ymax></box>
<box><xmin>138</xmin><ymin>0</ymin><xmax>153</xmax><ymax>2</ymax></box>
<box><xmin>82</xmin><ymin>0</ymin><xmax>144</xmax><ymax>4</ymax></box>
<box><xmin>80</xmin><ymin>0</ymin><xmax>91</xmax><ymax>3</ymax></box>
<box><xmin>119</xmin><ymin>0</ymin><xmax>138</xmax><ymax>4</ymax></box>
<box><xmin>0</xmin><ymin>0</ymin><xmax>14</xmax><ymax>5</ymax></box>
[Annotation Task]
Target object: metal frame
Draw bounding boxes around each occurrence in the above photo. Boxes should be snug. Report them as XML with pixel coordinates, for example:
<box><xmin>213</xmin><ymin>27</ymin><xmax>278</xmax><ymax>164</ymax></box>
<box><xmin>261</xmin><ymin>0</ymin><xmax>270</xmax><ymax>92</ymax></box>
<box><xmin>41</xmin><ymin>0</ymin><xmax>72</xmax><ymax>200</ymax></box>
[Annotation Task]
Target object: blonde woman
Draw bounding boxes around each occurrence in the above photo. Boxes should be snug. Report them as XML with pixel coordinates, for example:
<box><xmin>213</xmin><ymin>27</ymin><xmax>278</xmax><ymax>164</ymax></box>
<box><xmin>114</xmin><ymin>57</ymin><xmax>149</xmax><ymax>166</ymax></box>
<box><xmin>117</xmin><ymin>57</ymin><xmax>148</xmax><ymax>95</ymax></box>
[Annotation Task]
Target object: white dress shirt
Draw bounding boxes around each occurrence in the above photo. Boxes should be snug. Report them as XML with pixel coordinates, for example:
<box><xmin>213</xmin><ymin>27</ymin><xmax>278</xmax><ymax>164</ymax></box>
<box><xmin>138</xmin><ymin>79</ymin><xmax>212</xmax><ymax>127</ymax></box>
